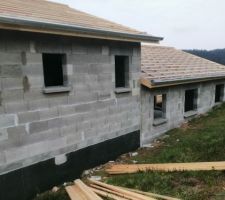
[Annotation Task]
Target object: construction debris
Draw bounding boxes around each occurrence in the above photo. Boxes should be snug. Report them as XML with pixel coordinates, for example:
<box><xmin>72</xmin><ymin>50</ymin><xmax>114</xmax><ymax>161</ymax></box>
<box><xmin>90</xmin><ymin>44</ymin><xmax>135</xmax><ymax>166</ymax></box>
<box><xmin>65</xmin><ymin>179</ymin><xmax>103</xmax><ymax>200</ymax></box>
<box><xmin>51</xmin><ymin>186</ymin><xmax>59</xmax><ymax>193</ymax></box>
<box><xmin>130</xmin><ymin>152</ymin><xmax>139</xmax><ymax>157</ymax></box>
<box><xmin>88</xmin><ymin>179</ymin><xmax>180</xmax><ymax>200</ymax></box>
<box><xmin>120</xmin><ymin>187</ymin><xmax>180</xmax><ymax>200</ymax></box>
<box><xmin>65</xmin><ymin>178</ymin><xmax>180</xmax><ymax>200</ymax></box>
<box><xmin>90</xmin><ymin>176</ymin><xmax>102</xmax><ymax>181</ymax></box>
<box><xmin>88</xmin><ymin>179</ymin><xmax>156</xmax><ymax>200</ymax></box>
<box><xmin>106</xmin><ymin>161</ymin><xmax>225</xmax><ymax>174</ymax></box>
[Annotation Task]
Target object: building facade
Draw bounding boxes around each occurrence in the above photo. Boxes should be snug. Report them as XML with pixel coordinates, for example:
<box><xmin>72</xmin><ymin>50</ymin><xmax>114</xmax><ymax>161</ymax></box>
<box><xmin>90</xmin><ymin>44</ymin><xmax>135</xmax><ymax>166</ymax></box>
<box><xmin>0</xmin><ymin>1</ymin><xmax>162</xmax><ymax>199</ymax></box>
<box><xmin>141</xmin><ymin>45</ymin><xmax>225</xmax><ymax>144</ymax></box>
<box><xmin>1</xmin><ymin>1</ymin><xmax>225</xmax><ymax>200</ymax></box>
<box><xmin>141</xmin><ymin>81</ymin><xmax>225</xmax><ymax>143</ymax></box>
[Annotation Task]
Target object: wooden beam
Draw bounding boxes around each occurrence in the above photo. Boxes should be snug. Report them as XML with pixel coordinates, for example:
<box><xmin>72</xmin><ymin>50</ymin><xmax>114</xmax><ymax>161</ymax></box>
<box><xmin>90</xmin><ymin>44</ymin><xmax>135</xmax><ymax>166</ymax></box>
<box><xmin>140</xmin><ymin>78</ymin><xmax>153</xmax><ymax>89</ymax></box>
<box><xmin>119</xmin><ymin>187</ymin><xmax>181</xmax><ymax>200</ymax></box>
<box><xmin>66</xmin><ymin>179</ymin><xmax>103</xmax><ymax>200</ymax></box>
<box><xmin>65</xmin><ymin>185</ymin><xmax>85</xmax><ymax>200</ymax></box>
<box><xmin>75</xmin><ymin>179</ymin><xmax>103</xmax><ymax>200</ymax></box>
<box><xmin>106</xmin><ymin>161</ymin><xmax>225</xmax><ymax>174</ymax></box>
<box><xmin>88</xmin><ymin>179</ymin><xmax>156</xmax><ymax>200</ymax></box>
<box><xmin>90</xmin><ymin>187</ymin><xmax>128</xmax><ymax>200</ymax></box>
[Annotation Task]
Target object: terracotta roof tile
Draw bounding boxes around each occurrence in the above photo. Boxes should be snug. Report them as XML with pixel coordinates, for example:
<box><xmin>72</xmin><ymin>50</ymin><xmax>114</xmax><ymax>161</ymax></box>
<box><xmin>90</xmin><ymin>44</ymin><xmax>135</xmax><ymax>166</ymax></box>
<box><xmin>0</xmin><ymin>0</ymin><xmax>161</xmax><ymax>41</ymax></box>
<box><xmin>141</xmin><ymin>45</ymin><xmax>225</xmax><ymax>87</ymax></box>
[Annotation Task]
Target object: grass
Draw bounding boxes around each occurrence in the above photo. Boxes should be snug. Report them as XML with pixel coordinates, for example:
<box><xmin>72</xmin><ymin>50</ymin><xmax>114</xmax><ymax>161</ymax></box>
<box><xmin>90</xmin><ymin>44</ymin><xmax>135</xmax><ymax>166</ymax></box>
<box><xmin>33</xmin><ymin>188</ymin><xmax>70</xmax><ymax>200</ymax></box>
<box><xmin>34</xmin><ymin>104</ymin><xmax>225</xmax><ymax>200</ymax></box>
<box><xmin>106</xmin><ymin>104</ymin><xmax>225</xmax><ymax>200</ymax></box>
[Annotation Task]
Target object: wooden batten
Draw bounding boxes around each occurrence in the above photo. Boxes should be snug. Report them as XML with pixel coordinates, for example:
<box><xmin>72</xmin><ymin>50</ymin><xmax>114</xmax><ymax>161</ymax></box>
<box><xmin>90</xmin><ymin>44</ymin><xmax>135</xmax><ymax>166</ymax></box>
<box><xmin>140</xmin><ymin>78</ymin><xmax>153</xmax><ymax>89</ymax></box>
<box><xmin>88</xmin><ymin>179</ymin><xmax>156</xmax><ymax>200</ymax></box>
<box><xmin>106</xmin><ymin>161</ymin><xmax>225</xmax><ymax>174</ymax></box>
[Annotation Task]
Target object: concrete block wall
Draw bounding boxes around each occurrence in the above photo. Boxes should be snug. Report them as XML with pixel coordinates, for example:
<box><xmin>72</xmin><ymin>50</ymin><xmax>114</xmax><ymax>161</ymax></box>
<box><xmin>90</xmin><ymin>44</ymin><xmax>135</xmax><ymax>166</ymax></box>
<box><xmin>0</xmin><ymin>30</ymin><xmax>141</xmax><ymax>175</ymax></box>
<box><xmin>141</xmin><ymin>80</ymin><xmax>225</xmax><ymax>144</ymax></box>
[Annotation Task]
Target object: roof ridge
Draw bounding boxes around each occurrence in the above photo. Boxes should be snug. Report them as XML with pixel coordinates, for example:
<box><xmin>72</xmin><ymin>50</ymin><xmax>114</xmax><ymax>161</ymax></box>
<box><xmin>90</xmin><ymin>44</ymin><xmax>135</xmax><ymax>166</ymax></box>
<box><xmin>180</xmin><ymin>49</ymin><xmax>225</xmax><ymax>67</ymax></box>
<box><xmin>142</xmin><ymin>44</ymin><xmax>175</xmax><ymax>49</ymax></box>
<box><xmin>41</xmin><ymin>0</ymin><xmax>70</xmax><ymax>8</ymax></box>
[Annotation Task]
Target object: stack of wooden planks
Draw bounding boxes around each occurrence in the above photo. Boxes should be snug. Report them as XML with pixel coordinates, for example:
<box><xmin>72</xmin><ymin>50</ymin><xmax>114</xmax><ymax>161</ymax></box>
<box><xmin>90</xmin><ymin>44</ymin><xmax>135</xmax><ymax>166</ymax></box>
<box><xmin>106</xmin><ymin>161</ymin><xmax>225</xmax><ymax>174</ymax></box>
<box><xmin>66</xmin><ymin>179</ymin><xmax>103</xmax><ymax>200</ymax></box>
<box><xmin>88</xmin><ymin>179</ymin><xmax>180</xmax><ymax>200</ymax></box>
<box><xmin>66</xmin><ymin>179</ymin><xmax>180</xmax><ymax>200</ymax></box>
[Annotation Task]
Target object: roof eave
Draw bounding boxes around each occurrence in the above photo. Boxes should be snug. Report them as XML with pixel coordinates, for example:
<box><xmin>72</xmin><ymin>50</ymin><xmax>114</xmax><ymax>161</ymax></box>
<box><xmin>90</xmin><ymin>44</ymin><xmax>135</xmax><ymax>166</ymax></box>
<box><xmin>0</xmin><ymin>15</ymin><xmax>163</xmax><ymax>43</ymax></box>
<box><xmin>141</xmin><ymin>75</ymin><xmax>225</xmax><ymax>89</ymax></box>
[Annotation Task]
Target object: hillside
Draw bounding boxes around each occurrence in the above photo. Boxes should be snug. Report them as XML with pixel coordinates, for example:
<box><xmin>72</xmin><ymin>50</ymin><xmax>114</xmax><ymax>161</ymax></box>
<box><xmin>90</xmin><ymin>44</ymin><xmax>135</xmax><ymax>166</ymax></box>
<box><xmin>185</xmin><ymin>49</ymin><xmax>225</xmax><ymax>65</ymax></box>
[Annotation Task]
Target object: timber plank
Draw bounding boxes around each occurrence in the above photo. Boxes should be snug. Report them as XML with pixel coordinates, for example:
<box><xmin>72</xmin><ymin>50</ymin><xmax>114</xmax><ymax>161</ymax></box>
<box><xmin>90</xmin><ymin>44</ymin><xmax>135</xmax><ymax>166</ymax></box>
<box><xmin>106</xmin><ymin>161</ymin><xmax>225</xmax><ymax>174</ymax></box>
<box><xmin>88</xmin><ymin>179</ymin><xmax>156</xmax><ymax>200</ymax></box>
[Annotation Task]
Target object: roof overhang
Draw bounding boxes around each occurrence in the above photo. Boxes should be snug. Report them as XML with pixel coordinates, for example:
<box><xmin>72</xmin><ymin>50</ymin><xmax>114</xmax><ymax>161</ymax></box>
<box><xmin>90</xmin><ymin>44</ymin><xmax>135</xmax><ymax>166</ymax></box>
<box><xmin>141</xmin><ymin>75</ymin><xmax>225</xmax><ymax>89</ymax></box>
<box><xmin>0</xmin><ymin>15</ymin><xmax>164</xmax><ymax>43</ymax></box>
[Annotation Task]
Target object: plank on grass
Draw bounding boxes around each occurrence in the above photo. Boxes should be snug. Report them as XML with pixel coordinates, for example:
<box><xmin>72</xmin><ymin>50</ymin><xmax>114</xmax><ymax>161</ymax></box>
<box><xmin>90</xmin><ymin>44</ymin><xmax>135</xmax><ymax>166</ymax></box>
<box><xmin>119</xmin><ymin>187</ymin><xmax>181</xmax><ymax>200</ymax></box>
<box><xmin>88</xmin><ymin>179</ymin><xmax>156</xmax><ymax>200</ymax></box>
<box><xmin>65</xmin><ymin>185</ymin><xmax>85</xmax><ymax>200</ymax></box>
<box><xmin>75</xmin><ymin>179</ymin><xmax>103</xmax><ymax>200</ymax></box>
<box><xmin>106</xmin><ymin>161</ymin><xmax>225</xmax><ymax>174</ymax></box>
<box><xmin>66</xmin><ymin>179</ymin><xmax>103</xmax><ymax>200</ymax></box>
<box><xmin>90</xmin><ymin>187</ymin><xmax>128</xmax><ymax>200</ymax></box>
<box><xmin>90</xmin><ymin>184</ymin><xmax>139</xmax><ymax>200</ymax></box>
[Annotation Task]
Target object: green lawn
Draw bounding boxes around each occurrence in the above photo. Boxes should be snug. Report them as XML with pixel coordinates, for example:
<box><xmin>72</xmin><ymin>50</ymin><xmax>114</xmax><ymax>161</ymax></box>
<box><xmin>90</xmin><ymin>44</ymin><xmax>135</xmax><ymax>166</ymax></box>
<box><xmin>106</xmin><ymin>104</ymin><xmax>225</xmax><ymax>200</ymax></box>
<box><xmin>34</xmin><ymin>104</ymin><xmax>225</xmax><ymax>200</ymax></box>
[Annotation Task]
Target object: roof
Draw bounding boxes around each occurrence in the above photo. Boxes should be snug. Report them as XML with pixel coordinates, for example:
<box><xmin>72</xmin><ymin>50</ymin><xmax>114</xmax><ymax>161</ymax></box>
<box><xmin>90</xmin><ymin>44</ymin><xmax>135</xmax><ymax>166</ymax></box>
<box><xmin>141</xmin><ymin>45</ymin><xmax>225</xmax><ymax>88</ymax></box>
<box><xmin>0</xmin><ymin>0</ymin><xmax>163</xmax><ymax>42</ymax></box>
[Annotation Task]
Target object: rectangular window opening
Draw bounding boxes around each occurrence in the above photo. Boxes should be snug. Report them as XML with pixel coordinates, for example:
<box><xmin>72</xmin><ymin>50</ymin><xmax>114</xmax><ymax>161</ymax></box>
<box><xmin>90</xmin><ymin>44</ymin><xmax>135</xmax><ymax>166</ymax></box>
<box><xmin>185</xmin><ymin>89</ymin><xmax>198</xmax><ymax>112</ymax></box>
<box><xmin>215</xmin><ymin>84</ymin><xmax>224</xmax><ymax>103</ymax></box>
<box><xmin>154</xmin><ymin>94</ymin><xmax>166</xmax><ymax>119</ymax></box>
<box><xmin>42</xmin><ymin>53</ymin><xmax>65</xmax><ymax>87</ymax></box>
<box><xmin>115</xmin><ymin>56</ymin><xmax>129</xmax><ymax>88</ymax></box>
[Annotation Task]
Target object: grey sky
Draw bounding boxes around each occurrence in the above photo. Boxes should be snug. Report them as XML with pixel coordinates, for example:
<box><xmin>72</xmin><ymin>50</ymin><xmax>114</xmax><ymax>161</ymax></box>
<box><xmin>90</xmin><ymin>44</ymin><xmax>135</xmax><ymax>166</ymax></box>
<box><xmin>51</xmin><ymin>0</ymin><xmax>225</xmax><ymax>50</ymax></box>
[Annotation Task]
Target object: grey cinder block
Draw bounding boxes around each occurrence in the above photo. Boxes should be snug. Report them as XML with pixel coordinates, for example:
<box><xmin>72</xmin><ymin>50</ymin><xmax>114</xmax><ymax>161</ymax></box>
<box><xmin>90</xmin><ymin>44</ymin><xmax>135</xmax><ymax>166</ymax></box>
<box><xmin>5</xmin><ymin>146</ymin><xmax>28</xmax><ymax>163</ymax></box>
<box><xmin>47</xmin><ymin>117</ymin><xmax>63</xmax><ymax>129</ymax></box>
<box><xmin>5</xmin><ymin>38</ymin><xmax>29</xmax><ymax>52</ymax></box>
<box><xmin>0</xmin><ymin>114</ymin><xmax>16</xmax><ymax>129</ymax></box>
<box><xmin>0</xmin><ymin>128</ymin><xmax>8</xmax><ymax>141</ymax></box>
<box><xmin>102</xmin><ymin>46</ymin><xmax>110</xmax><ymax>55</ymax></box>
<box><xmin>0</xmin><ymin>65</ymin><xmax>23</xmax><ymax>78</ymax></box>
<box><xmin>48</xmin><ymin>96</ymin><xmax>68</xmax><ymax>107</ymax></box>
<box><xmin>28</xmin><ymin>99</ymin><xmax>49</xmax><ymax>110</ymax></box>
<box><xmin>5</xmin><ymin>102</ymin><xmax>29</xmax><ymax>114</ymax></box>
<box><xmin>18</xmin><ymin>111</ymin><xmax>40</xmax><ymax>124</ymax></box>
<box><xmin>0</xmin><ymin>52</ymin><xmax>22</xmax><ymax>65</ymax></box>
<box><xmin>0</xmin><ymin>152</ymin><xmax>6</xmax><ymax>165</ymax></box>
<box><xmin>72</xmin><ymin>44</ymin><xmax>88</xmax><ymax>54</ymax></box>
<box><xmin>1</xmin><ymin>78</ymin><xmax>23</xmax><ymax>90</ymax></box>
<box><xmin>75</xmin><ymin>103</ymin><xmax>91</xmax><ymax>113</ymax></box>
<box><xmin>66</xmin><ymin>132</ymin><xmax>82</xmax><ymax>146</ymax></box>
<box><xmin>39</xmin><ymin>107</ymin><xmax>58</xmax><ymax>120</ymax></box>
<box><xmin>25</xmin><ymin>53</ymin><xmax>42</xmax><ymax>65</ymax></box>
<box><xmin>58</xmin><ymin>105</ymin><xmax>76</xmax><ymax>116</ymax></box>
<box><xmin>24</xmin><ymin>89</ymin><xmax>46</xmax><ymax>101</ymax></box>
<box><xmin>88</xmin><ymin>45</ymin><xmax>102</xmax><ymax>55</ymax></box>
<box><xmin>7</xmin><ymin>125</ymin><xmax>27</xmax><ymax>146</ymax></box>
<box><xmin>22</xmin><ymin>64</ymin><xmax>43</xmax><ymax>76</ymax></box>
<box><xmin>29</xmin><ymin>120</ymin><xmax>48</xmax><ymax>134</ymax></box>
<box><xmin>7</xmin><ymin>125</ymin><xmax>27</xmax><ymax>138</ymax></box>
<box><xmin>2</xmin><ymin>89</ymin><xmax>24</xmax><ymax>103</ymax></box>
<box><xmin>67</xmin><ymin>54</ymin><xmax>111</xmax><ymax>64</ymax></box>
